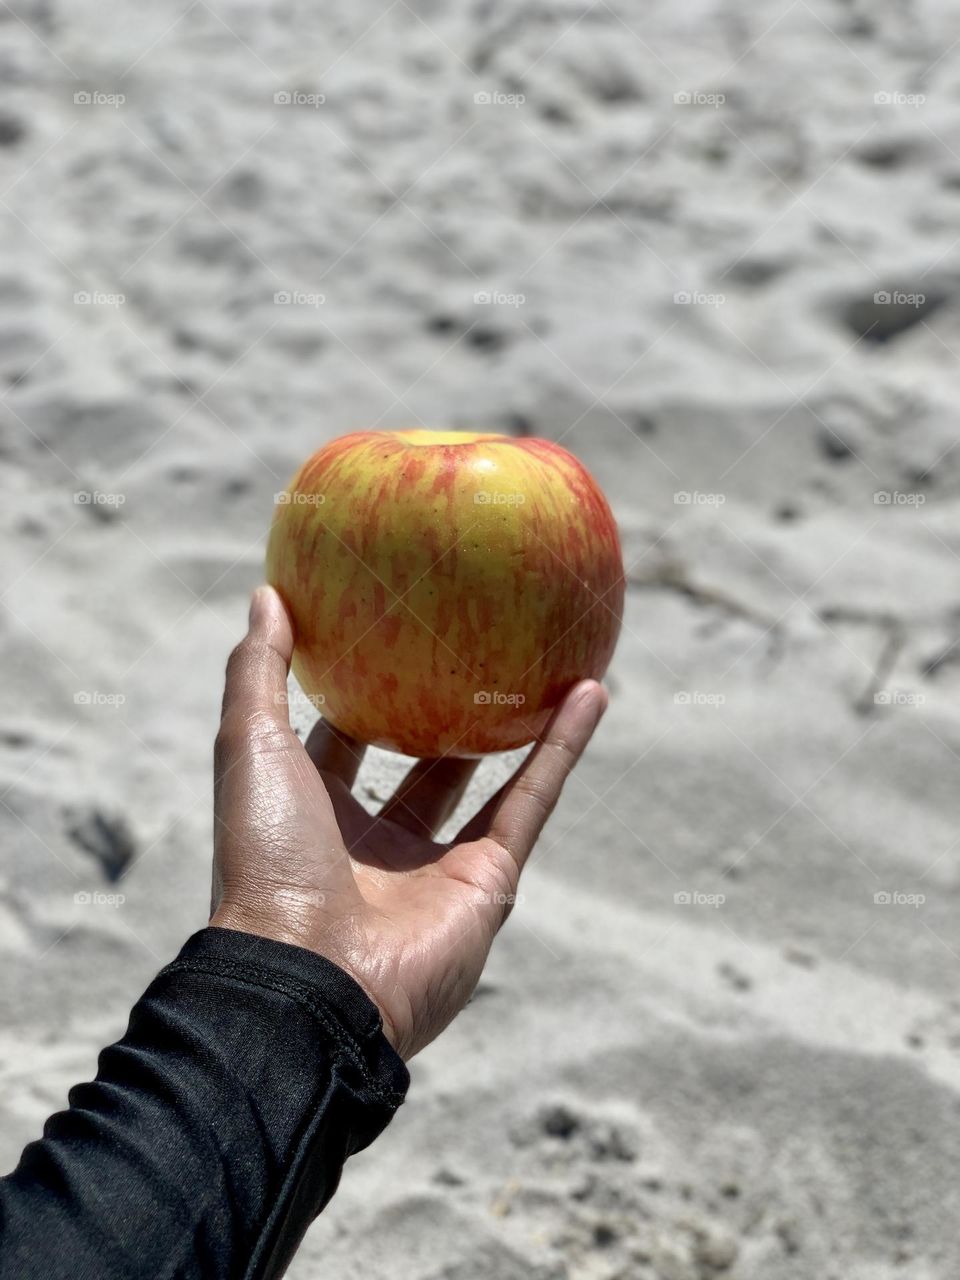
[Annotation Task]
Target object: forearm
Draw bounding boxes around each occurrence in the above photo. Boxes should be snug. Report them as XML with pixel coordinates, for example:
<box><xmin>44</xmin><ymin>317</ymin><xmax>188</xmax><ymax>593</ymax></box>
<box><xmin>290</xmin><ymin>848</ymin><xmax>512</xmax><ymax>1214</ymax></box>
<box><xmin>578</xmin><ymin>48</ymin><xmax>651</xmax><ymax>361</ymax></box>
<box><xmin>0</xmin><ymin>928</ymin><xmax>408</xmax><ymax>1280</ymax></box>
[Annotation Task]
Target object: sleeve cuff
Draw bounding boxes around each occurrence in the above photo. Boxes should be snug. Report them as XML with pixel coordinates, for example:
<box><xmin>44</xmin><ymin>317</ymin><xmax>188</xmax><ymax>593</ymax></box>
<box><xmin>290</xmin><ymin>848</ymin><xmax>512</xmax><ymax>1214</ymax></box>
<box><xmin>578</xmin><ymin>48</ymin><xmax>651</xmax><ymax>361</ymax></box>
<box><xmin>162</xmin><ymin>926</ymin><xmax>409</xmax><ymax>1106</ymax></box>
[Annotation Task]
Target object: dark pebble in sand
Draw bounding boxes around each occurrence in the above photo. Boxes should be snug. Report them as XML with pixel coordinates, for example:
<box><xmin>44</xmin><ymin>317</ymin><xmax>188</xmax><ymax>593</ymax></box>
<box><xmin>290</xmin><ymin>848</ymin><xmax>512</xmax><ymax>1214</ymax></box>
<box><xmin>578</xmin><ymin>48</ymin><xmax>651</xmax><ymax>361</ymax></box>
<box><xmin>503</xmin><ymin>413</ymin><xmax>533</xmax><ymax>437</ymax></box>
<box><xmin>540</xmin><ymin>102</ymin><xmax>574</xmax><ymax>125</ymax></box>
<box><xmin>0</xmin><ymin>115</ymin><xmax>26</xmax><ymax>147</ymax></box>
<box><xmin>629</xmin><ymin>413</ymin><xmax>657</xmax><ymax>436</ymax></box>
<box><xmin>592</xmin><ymin>1222</ymin><xmax>618</xmax><ymax>1248</ymax></box>
<box><xmin>425</xmin><ymin>315</ymin><xmax>456</xmax><ymax>335</ymax></box>
<box><xmin>774</xmin><ymin>504</ymin><xmax>801</xmax><ymax>522</ymax></box>
<box><xmin>17</xmin><ymin>516</ymin><xmax>46</xmax><ymax>537</ymax></box>
<box><xmin>817</xmin><ymin>428</ymin><xmax>854</xmax><ymax>461</ymax></box>
<box><xmin>541</xmin><ymin>1104</ymin><xmax>581</xmax><ymax>1140</ymax></box>
<box><xmin>840</xmin><ymin>287</ymin><xmax>947</xmax><ymax>344</ymax></box>
<box><xmin>65</xmin><ymin>807</ymin><xmax>136</xmax><ymax>881</ymax></box>
<box><xmin>717</xmin><ymin>961</ymin><xmax>752</xmax><ymax>992</ymax></box>
<box><xmin>467</xmin><ymin>328</ymin><xmax>508</xmax><ymax>353</ymax></box>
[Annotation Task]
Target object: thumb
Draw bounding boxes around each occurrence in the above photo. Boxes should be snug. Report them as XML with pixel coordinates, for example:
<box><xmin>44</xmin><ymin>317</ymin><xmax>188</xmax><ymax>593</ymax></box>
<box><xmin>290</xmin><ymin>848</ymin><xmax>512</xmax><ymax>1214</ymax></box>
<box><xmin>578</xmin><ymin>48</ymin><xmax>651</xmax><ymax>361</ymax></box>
<box><xmin>219</xmin><ymin>585</ymin><xmax>295</xmax><ymax>743</ymax></box>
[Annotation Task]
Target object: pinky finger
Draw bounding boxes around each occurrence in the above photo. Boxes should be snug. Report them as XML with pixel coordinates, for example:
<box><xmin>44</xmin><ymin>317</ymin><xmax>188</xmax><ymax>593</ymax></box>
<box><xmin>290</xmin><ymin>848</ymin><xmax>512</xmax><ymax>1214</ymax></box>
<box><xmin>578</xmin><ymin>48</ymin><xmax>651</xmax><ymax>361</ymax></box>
<box><xmin>455</xmin><ymin>680</ymin><xmax>608</xmax><ymax>881</ymax></box>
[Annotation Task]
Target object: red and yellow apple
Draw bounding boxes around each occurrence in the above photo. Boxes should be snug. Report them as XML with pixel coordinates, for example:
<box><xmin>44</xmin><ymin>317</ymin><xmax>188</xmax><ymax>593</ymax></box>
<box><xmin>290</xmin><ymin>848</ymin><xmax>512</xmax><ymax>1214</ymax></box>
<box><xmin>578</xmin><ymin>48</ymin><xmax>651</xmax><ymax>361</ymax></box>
<box><xmin>266</xmin><ymin>429</ymin><xmax>624</xmax><ymax>757</ymax></box>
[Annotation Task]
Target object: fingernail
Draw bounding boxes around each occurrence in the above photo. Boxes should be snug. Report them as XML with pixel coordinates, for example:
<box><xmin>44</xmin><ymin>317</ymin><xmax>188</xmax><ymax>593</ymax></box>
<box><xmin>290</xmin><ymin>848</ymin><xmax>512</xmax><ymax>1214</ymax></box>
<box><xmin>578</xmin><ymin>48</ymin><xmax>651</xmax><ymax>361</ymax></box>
<box><xmin>574</xmin><ymin>679</ymin><xmax>608</xmax><ymax>720</ymax></box>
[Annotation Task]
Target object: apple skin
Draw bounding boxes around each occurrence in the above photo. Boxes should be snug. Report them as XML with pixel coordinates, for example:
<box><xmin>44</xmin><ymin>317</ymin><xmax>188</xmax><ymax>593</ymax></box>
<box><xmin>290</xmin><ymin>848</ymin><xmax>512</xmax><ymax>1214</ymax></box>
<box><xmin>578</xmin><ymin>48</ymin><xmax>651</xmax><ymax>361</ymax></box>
<box><xmin>266</xmin><ymin>429</ymin><xmax>624</xmax><ymax>757</ymax></box>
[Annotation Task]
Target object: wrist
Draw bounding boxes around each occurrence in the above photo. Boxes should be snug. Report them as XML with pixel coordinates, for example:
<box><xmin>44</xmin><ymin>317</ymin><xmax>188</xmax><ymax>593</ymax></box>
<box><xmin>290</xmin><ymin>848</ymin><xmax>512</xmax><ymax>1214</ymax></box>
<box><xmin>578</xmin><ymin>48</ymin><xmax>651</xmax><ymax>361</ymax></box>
<box><xmin>208</xmin><ymin>905</ymin><xmax>405</xmax><ymax>1057</ymax></box>
<box><xmin>210</xmin><ymin>903</ymin><xmax>314</xmax><ymax>953</ymax></box>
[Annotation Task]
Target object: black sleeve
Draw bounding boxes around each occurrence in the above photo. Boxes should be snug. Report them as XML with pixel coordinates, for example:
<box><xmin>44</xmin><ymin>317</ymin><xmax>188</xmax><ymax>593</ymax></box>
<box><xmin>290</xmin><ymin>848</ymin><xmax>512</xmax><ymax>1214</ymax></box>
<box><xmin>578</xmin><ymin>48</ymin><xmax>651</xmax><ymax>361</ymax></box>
<box><xmin>0</xmin><ymin>927</ymin><xmax>410</xmax><ymax>1280</ymax></box>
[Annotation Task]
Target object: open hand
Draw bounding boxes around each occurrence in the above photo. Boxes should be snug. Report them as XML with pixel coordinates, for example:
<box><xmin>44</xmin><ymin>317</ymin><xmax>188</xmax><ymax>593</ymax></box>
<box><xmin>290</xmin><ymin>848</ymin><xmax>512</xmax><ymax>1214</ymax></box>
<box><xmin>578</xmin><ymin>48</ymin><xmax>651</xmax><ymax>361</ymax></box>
<box><xmin>210</xmin><ymin>586</ymin><xmax>608</xmax><ymax>1060</ymax></box>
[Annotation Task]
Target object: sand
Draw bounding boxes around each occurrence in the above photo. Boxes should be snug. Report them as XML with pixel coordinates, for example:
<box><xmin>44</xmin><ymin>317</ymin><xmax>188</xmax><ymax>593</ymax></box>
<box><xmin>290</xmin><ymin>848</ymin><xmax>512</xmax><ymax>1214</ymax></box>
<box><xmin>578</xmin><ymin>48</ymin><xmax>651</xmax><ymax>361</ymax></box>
<box><xmin>2</xmin><ymin>0</ymin><xmax>960</xmax><ymax>1276</ymax></box>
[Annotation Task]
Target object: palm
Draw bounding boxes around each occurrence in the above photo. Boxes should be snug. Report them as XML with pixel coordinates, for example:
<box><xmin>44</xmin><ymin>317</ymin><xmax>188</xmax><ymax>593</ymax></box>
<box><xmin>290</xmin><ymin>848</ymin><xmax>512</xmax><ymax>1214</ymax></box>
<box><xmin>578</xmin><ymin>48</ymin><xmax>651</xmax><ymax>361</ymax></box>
<box><xmin>297</xmin><ymin>731</ymin><xmax>507</xmax><ymax>1056</ymax></box>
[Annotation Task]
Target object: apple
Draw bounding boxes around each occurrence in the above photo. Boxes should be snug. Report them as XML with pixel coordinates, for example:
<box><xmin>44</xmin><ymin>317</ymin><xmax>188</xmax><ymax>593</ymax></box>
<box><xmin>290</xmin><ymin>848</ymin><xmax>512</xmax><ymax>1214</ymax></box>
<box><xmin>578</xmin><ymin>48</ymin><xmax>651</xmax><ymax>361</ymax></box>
<box><xmin>266</xmin><ymin>429</ymin><xmax>624</xmax><ymax>757</ymax></box>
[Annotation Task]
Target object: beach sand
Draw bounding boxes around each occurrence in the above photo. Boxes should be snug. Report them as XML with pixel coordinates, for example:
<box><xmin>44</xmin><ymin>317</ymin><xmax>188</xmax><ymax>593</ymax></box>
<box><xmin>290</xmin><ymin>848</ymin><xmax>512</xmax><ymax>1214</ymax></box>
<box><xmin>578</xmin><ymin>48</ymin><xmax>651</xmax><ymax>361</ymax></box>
<box><xmin>2</xmin><ymin>1</ymin><xmax>960</xmax><ymax>1276</ymax></box>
